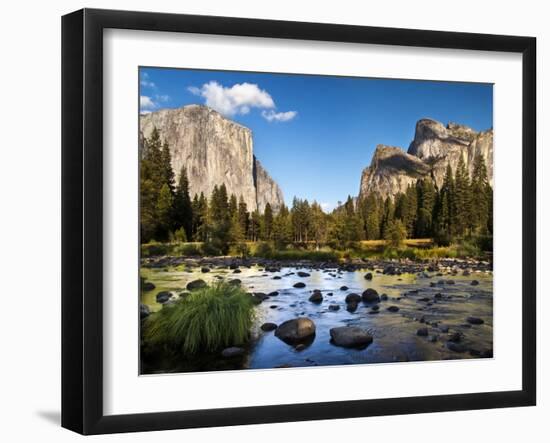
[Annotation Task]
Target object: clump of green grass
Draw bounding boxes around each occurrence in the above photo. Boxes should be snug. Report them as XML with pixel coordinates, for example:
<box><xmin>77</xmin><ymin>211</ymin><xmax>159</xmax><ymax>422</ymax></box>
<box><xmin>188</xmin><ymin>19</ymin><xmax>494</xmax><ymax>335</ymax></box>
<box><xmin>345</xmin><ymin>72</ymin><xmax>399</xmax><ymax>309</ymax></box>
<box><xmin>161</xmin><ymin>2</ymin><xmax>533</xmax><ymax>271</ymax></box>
<box><xmin>143</xmin><ymin>282</ymin><xmax>255</xmax><ymax>354</ymax></box>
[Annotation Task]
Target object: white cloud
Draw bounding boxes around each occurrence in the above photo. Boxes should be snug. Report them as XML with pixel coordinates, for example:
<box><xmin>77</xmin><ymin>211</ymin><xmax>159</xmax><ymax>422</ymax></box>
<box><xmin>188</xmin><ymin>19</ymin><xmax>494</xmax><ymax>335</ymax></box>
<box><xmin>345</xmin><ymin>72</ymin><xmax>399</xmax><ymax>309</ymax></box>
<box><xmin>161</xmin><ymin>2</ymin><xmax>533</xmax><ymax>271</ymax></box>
<box><xmin>139</xmin><ymin>94</ymin><xmax>170</xmax><ymax>114</ymax></box>
<box><xmin>261</xmin><ymin>110</ymin><xmax>298</xmax><ymax>122</ymax></box>
<box><xmin>187</xmin><ymin>86</ymin><xmax>201</xmax><ymax>96</ymax></box>
<box><xmin>320</xmin><ymin>202</ymin><xmax>334</xmax><ymax>213</ymax></box>
<box><xmin>188</xmin><ymin>81</ymin><xmax>275</xmax><ymax>116</ymax></box>
<box><xmin>140</xmin><ymin>95</ymin><xmax>155</xmax><ymax>109</ymax></box>
<box><xmin>140</xmin><ymin>72</ymin><xmax>156</xmax><ymax>89</ymax></box>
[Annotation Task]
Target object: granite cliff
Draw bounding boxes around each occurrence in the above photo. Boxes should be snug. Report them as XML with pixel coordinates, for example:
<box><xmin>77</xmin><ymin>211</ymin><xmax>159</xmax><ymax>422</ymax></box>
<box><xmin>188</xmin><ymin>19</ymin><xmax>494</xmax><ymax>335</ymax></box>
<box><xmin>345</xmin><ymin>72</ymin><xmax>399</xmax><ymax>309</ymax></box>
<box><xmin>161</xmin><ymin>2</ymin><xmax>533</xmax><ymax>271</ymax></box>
<box><xmin>359</xmin><ymin>119</ymin><xmax>493</xmax><ymax>200</ymax></box>
<box><xmin>140</xmin><ymin>105</ymin><xmax>284</xmax><ymax>213</ymax></box>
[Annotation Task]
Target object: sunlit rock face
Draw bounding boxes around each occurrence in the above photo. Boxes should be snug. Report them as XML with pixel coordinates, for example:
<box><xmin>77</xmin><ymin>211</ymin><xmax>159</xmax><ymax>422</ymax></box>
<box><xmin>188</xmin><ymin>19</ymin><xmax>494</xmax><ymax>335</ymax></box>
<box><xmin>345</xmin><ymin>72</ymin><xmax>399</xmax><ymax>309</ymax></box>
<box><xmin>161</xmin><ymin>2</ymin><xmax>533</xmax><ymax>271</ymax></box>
<box><xmin>359</xmin><ymin>119</ymin><xmax>493</xmax><ymax>200</ymax></box>
<box><xmin>140</xmin><ymin>105</ymin><xmax>284</xmax><ymax>212</ymax></box>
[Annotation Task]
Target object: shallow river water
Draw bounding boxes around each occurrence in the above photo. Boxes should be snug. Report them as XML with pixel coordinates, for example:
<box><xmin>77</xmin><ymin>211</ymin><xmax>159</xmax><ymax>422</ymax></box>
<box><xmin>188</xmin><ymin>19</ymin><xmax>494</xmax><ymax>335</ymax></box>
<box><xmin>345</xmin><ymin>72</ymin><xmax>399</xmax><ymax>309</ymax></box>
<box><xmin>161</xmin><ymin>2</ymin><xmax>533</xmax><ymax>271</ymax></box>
<box><xmin>141</xmin><ymin>262</ymin><xmax>493</xmax><ymax>372</ymax></box>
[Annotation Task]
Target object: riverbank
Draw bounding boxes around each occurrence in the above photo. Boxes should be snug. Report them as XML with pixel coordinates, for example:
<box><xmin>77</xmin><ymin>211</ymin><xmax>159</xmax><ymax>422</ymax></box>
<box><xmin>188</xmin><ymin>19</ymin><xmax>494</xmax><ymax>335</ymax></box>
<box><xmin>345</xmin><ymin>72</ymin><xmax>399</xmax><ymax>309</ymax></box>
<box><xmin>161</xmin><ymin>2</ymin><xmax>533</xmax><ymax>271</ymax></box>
<box><xmin>141</xmin><ymin>254</ymin><xmax>492</xmax><ymax>275</ymax></box>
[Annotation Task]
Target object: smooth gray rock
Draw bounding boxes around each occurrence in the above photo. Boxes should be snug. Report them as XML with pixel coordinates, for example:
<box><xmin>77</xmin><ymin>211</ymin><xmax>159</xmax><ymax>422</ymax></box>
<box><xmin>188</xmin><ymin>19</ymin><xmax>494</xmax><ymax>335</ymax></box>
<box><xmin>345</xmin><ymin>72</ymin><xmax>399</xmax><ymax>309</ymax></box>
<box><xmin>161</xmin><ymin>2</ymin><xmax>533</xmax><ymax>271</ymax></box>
<box><xmin>260</xmin><ymin>322</ymin><xmax>277</xmax><ymax>332</ymax></box>
<box><xmin>186</xmin><ymin>279</ymin><xmax>207</xmax><ymax>291</ymax></box>
<box><xmin>362</xmin><ymin>288</ymin><xmax>380</xmax><ymax>303</ymax></box>
<box><xmin>466</xmin><ymin>316</ymin><xmax>485</xmax><ymax>325</ymax></box>
<box><xmin>309</xmin><ymin>291</ymin><xmax>323</xmax><ymax>303</ymax></box>
<box><xmin>140</xmin><ymin>304</ymin><xmax>150</xmax><ymax>319</ymax></box>
<box><xmin>156</xmin><ymin>291</ymin><xmax>171</xmax><ymax>304</ymax></box>
<box><xmin>345</xmin><ymin>293</ymin><xmax>361</xmax><ymax>304</ymax></box>
<box><xmin>330</xmin><ymin>327</ymin><xmax>373</xmax><ymax>348</ymax></box>
<box><xmin>275</xmin><ymin>318</ymin><xmax>316</xmax><ymax>345</ymax></box>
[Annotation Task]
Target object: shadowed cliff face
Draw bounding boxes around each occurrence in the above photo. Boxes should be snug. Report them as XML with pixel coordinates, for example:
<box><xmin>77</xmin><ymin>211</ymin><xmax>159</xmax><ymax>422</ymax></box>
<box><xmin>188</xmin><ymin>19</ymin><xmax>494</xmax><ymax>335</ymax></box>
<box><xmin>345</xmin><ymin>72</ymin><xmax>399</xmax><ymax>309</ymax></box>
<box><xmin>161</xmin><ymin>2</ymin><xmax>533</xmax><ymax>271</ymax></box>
<box><xmin>359</xmin><ymin>119</ymin><xmax>493</xmax><ymax>200</ymax></box>
<box><xmin>140</xmin><ymin>105</ymin><xmax>284</xmax><ymax>213</ymax></box>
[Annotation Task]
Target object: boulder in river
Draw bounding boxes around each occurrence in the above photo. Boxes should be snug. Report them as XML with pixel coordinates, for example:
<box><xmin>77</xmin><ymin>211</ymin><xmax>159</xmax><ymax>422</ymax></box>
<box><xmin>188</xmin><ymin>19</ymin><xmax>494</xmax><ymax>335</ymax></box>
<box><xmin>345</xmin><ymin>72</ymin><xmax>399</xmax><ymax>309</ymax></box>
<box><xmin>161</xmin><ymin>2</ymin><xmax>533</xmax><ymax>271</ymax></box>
<box><xmin>142</xmin><ymin>281</ymin><xmax>155</xmax><ymax>291</ymax></box>
<box><xmin>261</xmin><ymin>322</ymin><xmax>278</xmax><ymax>332</ymax></box>
<box><xmin>140</xmin><ymin>304</ymin><xmax>150</xmax><ymax>319</ymax></box>
<box><xmin>328</xmin><ymin>304</ymin><xmax>340</xmax><ymax>311</ymax></box>
<box><xmin>466</xmin><ymin>316</ymin><xmax>485</xmax><ymax>325</ymax></box>
<box><xmin>471</xmin><ymin>280</ymin><xmax>480</xmax><ymax>286</ymax></box>
<box><xmin>330</xmin><ymin>327</ymin><xmax>373</xmax><ymax>348</ymax></box>
<box><xmin>346</xmin><ymin>302</ymin><xmax>358</xmax><ymax>313</ymax></box>
<box><xmin>156</xmin><ymin>291</ymin><xmax>172</xmax><ymax>304</ymax></box>
<box><xmin>249</xmin><ymin>292</ymin><xmax>269</xmax><ymax>305</ymax></box>
<box><xmin>362</xmin><ymin>288</ymin><xmax>380</xmax><ymax>303</ymax></box>
<box><xmin>297</xmin><ymin>271</ymin><xmax>311</xmax><ymax>277</ymax></box>
<box><xmin>309</xmin><ymin>291</ymin><xmax>323</xmax><ymax>303</ymax></box>
<box><xmin>201</xmin><ymin>267</ymin><xmax>211</xmax><ymax>273</ymax></box>
<box><xmin>345</xmin><ymin>293</ymin><xmax>361</xmax><ymax>304</ymax></box>
<box><xmin>275</xmin><ymin>318</ymin><xmax>316</xmax><ymax>345</ymax></box>
<box><xmin>387</xmin><ymin>306</ymin><xmax>400</xmax><ymax>312</ymax></box>
<box><xmin>268</xmin><ymin>291</ymin><xmax>279</xmax><ymax>297</ymax></box>
<box><xmin>186</xmin><ymin>279</ymin><xmax>207</xmax><ymax>291</ymax></box>
<box><xmin>364</xmin><ymin>272</ymin><xmax>373</xmax><ymax>280</ymax></box>
<box><xmin>416</xmin><ymin>327</ymin><xmax>429</xmax><ymax>337</ymax></box>
<box><xmin>293</xmin><ymin>282</ymin><xmax>306</xmax><ymax>288</ymax></box>
<box><xmin>340</xmin><ymin>285</ymin><xmax>349</xmax><ymax>291</ymax></box>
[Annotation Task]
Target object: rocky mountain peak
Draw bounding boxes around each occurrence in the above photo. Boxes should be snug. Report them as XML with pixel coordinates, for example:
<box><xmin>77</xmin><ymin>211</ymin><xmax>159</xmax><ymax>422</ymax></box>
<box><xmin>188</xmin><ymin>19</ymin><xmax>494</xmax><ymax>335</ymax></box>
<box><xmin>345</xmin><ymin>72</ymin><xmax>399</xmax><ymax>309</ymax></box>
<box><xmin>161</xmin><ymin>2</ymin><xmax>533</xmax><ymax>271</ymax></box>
<box><xmin>140</xmin><ymin>105</ymin><xmax>284</xmax><ymax>213</ymax></box>
<box><xmin>359</xmin><ymin>118</ymin><xmax>493</xmax><ymax>201</ymax></box>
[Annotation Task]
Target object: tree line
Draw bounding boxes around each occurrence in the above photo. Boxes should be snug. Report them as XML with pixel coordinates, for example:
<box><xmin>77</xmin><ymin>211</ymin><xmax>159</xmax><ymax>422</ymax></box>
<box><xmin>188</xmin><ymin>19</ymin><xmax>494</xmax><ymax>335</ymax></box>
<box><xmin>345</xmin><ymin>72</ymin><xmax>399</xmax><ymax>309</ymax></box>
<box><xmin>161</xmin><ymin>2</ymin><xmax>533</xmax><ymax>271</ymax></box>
<box><xmin>141</xmin><ymin>128</ymin><xmax>493</xmax><ymax>251</ymax></box>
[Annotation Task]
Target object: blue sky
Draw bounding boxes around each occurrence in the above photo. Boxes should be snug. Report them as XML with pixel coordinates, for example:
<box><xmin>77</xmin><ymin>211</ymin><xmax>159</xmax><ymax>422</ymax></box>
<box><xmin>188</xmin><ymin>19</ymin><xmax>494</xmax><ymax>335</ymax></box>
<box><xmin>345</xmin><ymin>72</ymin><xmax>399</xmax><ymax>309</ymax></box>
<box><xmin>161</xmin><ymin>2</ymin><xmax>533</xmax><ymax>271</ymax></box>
<box><xmin>140</xmin><ymin>67</ymin><xmax>493</xmax><ymax>212</ymax></box>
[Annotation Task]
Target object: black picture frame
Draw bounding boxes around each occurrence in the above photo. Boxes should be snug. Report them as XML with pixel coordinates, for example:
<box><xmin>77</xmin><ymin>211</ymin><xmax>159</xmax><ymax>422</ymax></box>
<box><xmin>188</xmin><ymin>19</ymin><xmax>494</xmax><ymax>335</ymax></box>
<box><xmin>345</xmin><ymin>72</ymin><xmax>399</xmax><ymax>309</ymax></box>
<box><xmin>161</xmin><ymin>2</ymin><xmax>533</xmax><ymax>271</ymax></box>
<box><xmin>62</xmin><ymin>8</ymin><xmax>537</xmax><ymax>435</ymax></box>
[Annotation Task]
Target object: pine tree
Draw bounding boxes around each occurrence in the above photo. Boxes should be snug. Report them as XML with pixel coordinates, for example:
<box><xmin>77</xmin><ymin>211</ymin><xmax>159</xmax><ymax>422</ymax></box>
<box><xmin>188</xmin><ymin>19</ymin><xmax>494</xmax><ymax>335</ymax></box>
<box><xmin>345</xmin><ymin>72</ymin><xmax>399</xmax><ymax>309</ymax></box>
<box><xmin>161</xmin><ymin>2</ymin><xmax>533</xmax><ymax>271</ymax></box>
<box><xmin>228</xmin><ymin>194</ymin><xmax>238</xmax><ymax>221</ymax></box>
<box><xmin>309</xmin><ymin>201</ymin><xmax>328</xmax><ymax>248</ymax></box>
<box><xmin>262</xmin><ymin>203</ymin><xmax>274</xmax><ymax>240</ymax></box>
<box><xmin>207</xmin><ymin>185</ymin><xmax>231</xmax><ymax>254</ymax></box>
<box><xmin>439</xmin><ymin>163</ymin><xmax>455</xmax><ymax>237</ymax></box>
<box><xmin>192</xmin><ymin>192</ymin><xmax>208</xmax><ymax>242</ymax></box>
<box><xmin>272</xmin><ymin>203</ymin><xmax>292</xmax><ymax>248</ymax></box>
<box><xmin>470</xmin><ymin>153</ymin><xmax>490</xmax><ymax>234</ymax></box>
<box><xmin>173</xmin><ymin>165</ymin><xmax>193</xmax><ymax>240</ymax></box>
<box><xmin>385</xmin><ymin>219</ymin><xmax>407</xmax><ymax>248</ymax></box>
<box><xmin>404</xmin><ymin>184</ymin><xmax>417</xmax><ymax>237</ymax></box>
<box><xmin>248</xmin><ymin>210</ymin><xmax>261</xmax><ymax>242</ymax></box>
<box><xmin>160</xmin><ymin>140</ymin><xmax>175</xmax><ymax>194</ymax></box>
<box><xmin>454</xmin><ymin>155</ymin><xmax>471</xmax><ymax>236</ymax></box>
<box><xmin>380</xmin><ymin>196</ymin><xmax>395</xmax><ymax>239</ymax></box>
<box><xmin>237</xmin><ymin>196</ymin><xmax>249</xmax><ymax>239</ymax></box>
<box><xmin>155</xmin><ymin>183</ymin><xmax>174</xmax><ymax>241</ymax></box>
<box><xmin>140</xmin><ymin>127</ymin><xmax>170</xmax><ymax>242</ymax></box>
<box><xmin>364</xmin><ymin>193</ymin><xmax>381</xmax><ymax>240</ymax></box>
<box><xmin>416</xmin><ymin>179</ymin><xmax>436</xmax><ymax>237</ymax></box>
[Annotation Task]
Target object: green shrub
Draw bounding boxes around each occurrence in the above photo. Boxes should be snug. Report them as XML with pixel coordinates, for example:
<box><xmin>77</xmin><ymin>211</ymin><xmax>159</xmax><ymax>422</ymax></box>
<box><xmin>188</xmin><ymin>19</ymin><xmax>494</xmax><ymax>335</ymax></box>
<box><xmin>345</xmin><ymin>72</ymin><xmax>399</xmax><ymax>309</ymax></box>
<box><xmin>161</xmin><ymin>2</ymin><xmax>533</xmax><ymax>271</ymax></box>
<box><xmin>141</xmin><ymin>241</ymin><xmax>171</xmax><ymax>257</ymax></box>
<box><xmin>472</xmin><ymin>235</ymin><xmax>493</xmax><ymax>252</ymax></box>
<box><xmin>202</xmin><ymin>241</ymin><xmax>223</xmax><ymax>256</ymax></box>
<box><xmin>170</xmin><ymin>227</ymin><xmax>187</xmax><ymax>243</ymax></box>
<box><xmin>230</xmin><ymin>242</ymin><xmax>250</xmax><ymax>258</ymax></box>
<box><xmin>143</xmin><ymin>283</ymin><xmax>255</xmax><ymax>354</ymax></box>
<box><xmin>173</xmin><ymin>243</ymin><xmax>202</xmax><ymax>257</ymax></box>
<box><xmin>253</xmin><ymin>241</ymin><xmax>275</xmax><ymax>258</ymax></box>
<box><xmin>455</xmin><ymin>240</ymin><xmax>481</xmax><ymax>258</ymax></box>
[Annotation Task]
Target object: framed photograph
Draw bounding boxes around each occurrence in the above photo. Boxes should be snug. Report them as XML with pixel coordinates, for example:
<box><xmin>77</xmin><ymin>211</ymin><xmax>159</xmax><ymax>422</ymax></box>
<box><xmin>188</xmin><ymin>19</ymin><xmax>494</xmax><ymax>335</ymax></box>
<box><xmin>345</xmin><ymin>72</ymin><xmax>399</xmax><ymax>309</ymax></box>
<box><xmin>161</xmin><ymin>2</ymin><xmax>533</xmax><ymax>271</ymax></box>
<box><xmin>62</xmin><ymin>8</ymin><xmax>536</xmax><ymax>435</ymax></box>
